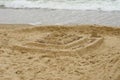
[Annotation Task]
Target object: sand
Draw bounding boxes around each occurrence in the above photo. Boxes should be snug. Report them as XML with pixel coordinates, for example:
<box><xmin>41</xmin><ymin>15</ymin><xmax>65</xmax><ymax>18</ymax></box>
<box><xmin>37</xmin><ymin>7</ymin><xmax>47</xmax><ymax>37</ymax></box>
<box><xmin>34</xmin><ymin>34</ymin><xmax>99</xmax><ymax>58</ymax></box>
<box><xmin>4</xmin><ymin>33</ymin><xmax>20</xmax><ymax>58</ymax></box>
<box><xmin>0</xmin><ymin>9</ymin><xmax>120</xmax><ymax>27</ymax></box>
<box><xmin>0</xmin><ymin>24</ymin><xmax>120</xmax><ymax>80</ymax></box>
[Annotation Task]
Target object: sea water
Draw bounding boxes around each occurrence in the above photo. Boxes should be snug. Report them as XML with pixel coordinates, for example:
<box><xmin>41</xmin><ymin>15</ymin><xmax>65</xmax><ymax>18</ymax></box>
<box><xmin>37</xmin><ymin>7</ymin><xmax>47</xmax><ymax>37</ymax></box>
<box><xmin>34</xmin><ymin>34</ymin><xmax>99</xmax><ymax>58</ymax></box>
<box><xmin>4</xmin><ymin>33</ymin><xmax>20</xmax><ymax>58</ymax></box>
<box><xmin>0</xmin><ymin>0</ymin><xmax>120</xmax><ymax>11</ymax></box>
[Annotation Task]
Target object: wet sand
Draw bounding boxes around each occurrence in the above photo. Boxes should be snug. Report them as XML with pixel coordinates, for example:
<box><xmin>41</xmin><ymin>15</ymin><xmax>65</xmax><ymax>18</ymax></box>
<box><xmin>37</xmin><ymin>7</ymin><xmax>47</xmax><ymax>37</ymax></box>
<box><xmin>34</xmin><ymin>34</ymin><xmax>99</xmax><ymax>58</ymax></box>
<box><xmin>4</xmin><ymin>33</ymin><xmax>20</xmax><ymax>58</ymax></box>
<box><xmin>0</xmin><ymin>24</ymin><xmax>120</xmax><ymax>80</ymax></box>
<box><xmin>0</xmin><ymin>9</ymin><xmax>120</xmax><ymax>26</ymax></box>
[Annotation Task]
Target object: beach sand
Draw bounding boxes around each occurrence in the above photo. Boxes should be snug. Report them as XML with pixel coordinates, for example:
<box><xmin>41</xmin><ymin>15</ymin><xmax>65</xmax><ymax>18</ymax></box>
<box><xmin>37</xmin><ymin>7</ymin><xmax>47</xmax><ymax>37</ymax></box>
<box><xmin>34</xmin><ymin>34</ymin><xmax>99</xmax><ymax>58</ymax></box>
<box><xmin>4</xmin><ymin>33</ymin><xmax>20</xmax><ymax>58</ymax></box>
<box><xmin>0</xmin><ymin>24</ymin><xmax>120</xmax><ymax>80</ymax></box>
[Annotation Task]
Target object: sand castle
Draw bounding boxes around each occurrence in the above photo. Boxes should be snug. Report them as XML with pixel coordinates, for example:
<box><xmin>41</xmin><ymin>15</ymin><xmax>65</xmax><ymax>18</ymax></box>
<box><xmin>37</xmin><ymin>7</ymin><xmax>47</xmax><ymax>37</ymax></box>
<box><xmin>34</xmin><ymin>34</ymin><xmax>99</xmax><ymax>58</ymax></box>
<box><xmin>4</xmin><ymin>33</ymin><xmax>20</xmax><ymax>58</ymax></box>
<box><xmin>12</xmin><ymin>31</ymin><xmax>104</xmax><ymax>57</ymax></box>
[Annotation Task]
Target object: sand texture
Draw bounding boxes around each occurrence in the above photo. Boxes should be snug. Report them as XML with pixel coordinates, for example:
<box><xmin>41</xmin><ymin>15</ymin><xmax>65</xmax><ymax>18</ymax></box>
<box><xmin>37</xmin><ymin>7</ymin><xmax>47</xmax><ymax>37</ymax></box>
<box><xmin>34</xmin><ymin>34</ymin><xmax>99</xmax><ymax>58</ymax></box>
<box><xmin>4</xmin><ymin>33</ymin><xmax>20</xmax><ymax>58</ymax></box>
<box><xmin>0</xmin><ymin>24</ymin><xmax>120</xmax><ymax>80</ymax></box>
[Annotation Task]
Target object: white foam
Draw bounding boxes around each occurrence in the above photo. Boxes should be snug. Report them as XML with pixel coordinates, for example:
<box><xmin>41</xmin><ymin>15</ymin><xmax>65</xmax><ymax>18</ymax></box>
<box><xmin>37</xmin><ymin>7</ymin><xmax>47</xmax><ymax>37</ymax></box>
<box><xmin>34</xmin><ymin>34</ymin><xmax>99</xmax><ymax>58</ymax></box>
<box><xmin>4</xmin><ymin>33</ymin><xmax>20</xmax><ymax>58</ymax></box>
<box><xmin>0</xmin><ymin>0</ymin><xmax>120</xmax><ymax>11</ymax></box>
<box><xmin>28</xmin><ymin>22</ymin><xmax>42</xmax><ymax>25</ymax></box>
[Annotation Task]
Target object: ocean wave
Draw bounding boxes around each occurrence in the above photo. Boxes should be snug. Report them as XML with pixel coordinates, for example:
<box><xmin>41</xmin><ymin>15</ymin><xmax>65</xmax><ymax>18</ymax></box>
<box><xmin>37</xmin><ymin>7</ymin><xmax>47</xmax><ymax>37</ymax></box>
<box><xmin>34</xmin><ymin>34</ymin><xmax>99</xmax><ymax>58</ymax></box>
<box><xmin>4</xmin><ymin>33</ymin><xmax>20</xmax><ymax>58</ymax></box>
<box><xmin>0</xmin><ymin>0</ymin><xmax>120</xmax><ymax>11</ymax></box>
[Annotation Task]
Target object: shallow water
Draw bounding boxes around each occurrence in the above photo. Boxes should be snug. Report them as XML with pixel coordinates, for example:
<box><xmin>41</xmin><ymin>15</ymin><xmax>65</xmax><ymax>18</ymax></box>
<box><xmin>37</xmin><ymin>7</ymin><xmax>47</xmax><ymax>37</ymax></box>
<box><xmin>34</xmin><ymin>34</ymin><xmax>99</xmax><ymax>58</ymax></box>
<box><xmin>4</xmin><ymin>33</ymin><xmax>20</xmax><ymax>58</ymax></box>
<box><xmin>0</xmin><ymin>0</ymin><xmax>120</xmax><ymax>11</ymax></box>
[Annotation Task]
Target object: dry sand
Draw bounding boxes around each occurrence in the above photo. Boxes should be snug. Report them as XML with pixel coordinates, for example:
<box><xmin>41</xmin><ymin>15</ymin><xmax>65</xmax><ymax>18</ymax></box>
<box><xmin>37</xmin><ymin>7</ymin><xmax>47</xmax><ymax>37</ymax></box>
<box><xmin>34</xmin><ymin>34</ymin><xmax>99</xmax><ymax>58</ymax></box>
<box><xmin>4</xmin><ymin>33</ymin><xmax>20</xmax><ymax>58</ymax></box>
<box><xmin>0</xmin><ymin>24</ymin><xmax>120</xmax><ymax>80</ymax></box>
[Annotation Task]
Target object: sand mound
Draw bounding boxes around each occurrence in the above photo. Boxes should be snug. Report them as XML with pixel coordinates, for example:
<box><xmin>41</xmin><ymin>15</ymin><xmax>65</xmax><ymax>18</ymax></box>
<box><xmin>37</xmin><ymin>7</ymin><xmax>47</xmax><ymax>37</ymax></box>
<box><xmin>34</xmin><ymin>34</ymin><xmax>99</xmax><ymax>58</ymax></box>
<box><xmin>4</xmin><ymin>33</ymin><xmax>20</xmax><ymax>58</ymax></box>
<box><xmin>0</xmin><ymin>24</ymin><xmax>120</xmax><ymax>80</ymax></box>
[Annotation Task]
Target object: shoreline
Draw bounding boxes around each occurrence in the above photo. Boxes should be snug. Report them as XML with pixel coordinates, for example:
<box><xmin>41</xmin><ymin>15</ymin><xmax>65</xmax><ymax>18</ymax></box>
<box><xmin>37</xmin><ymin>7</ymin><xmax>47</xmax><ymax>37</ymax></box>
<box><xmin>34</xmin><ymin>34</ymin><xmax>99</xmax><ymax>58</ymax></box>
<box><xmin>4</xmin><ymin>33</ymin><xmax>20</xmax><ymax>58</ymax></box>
<box><xmin>0</xmin><ymin>24</ymin><xmax>120</xmax><ymax>28</ymax></box>
<box><xmin>1</xmin><ymin>7</ymin><xmax>120</xmax><ymax>12</ymax></box>
<box><xmin>0</xmin><ymin>8</ymin><xmax>120</xmax><ymax>27</ymax></box>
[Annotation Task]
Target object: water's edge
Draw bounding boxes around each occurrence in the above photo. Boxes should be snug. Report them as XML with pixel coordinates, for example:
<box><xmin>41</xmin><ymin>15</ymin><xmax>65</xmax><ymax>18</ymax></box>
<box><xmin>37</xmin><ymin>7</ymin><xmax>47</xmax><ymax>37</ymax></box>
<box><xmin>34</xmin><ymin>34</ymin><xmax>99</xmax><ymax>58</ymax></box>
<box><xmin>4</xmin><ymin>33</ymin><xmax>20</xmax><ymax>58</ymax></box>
<box><xmin>0</xmin><ymin>8</ymin><xmax>120</xmax><ymax>27</ymax></box>
<box><xmin>0</xmin><ymin>0</ymin><xmax>120</xmax><ymax>11</ymax></box>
